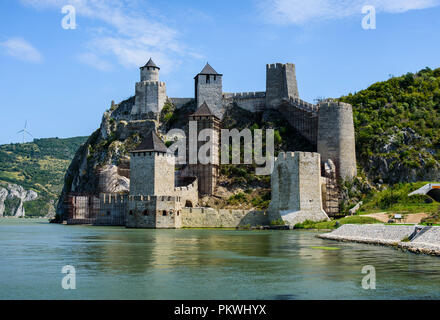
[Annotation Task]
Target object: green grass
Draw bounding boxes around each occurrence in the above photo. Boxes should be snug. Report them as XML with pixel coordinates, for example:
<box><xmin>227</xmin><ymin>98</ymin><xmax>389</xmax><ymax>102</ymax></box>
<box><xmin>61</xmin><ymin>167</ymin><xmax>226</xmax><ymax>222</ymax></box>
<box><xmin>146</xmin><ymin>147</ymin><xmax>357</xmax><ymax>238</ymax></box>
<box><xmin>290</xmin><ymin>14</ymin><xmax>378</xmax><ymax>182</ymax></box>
<box><xmin>294</xmin><ymin>215</ymin><xmax>382</xmax><ymax>230</ymax></box>
<box><xmin>358</xmin><ymin>182</ymin><xmax>440</xmax><ymax>214</ymax></box>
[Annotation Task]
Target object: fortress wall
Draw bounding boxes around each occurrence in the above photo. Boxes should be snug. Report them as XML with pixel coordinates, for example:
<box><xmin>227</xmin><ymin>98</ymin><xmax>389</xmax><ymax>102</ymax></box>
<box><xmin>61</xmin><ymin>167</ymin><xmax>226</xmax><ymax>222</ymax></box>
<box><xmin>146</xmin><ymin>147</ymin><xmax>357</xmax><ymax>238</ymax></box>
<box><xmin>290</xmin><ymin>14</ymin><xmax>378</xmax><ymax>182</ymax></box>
<box><xmin>130</xmin><ymin>152</ymin><xmax>155</xmax><ymax>195</ymax></box>
<box><xmin>141</xmin><ymin>67</ymin><xmax>159</xmax><ymax>81</ymax></box>
<box><xmin>153</xmin><ymin>153</ymin><xmax>175</xmax><ymax>195</ymax></box>
<box><xmin>181</xmin><ymin>208</ymin><xmax>269</xmax><ymax>228</ymax></box>
<box><xmin>268</xmin><ymin>152</ymin><xmax>329</xmax><ymax>227</ymax></box>
<box><xmin>223</xmin><ymin>92</ymin><xmax>266</xmax><ymax>112</ymax></box>
<box><xmin>266</xmin><ymin>63</ymin><xmax>299</xmax><ymax>108</ymax></box>
<box><xmin>317</xmin><ymin>101</ymin><xmax>357</xmax><ymax>180</ymax></box>
<box><xmin>195</xmin><ymin>74</ymin><xmax>223</xmax><ymax>117</ymax></box>
<box><xmin>169</xmin><ymin>98</ymin><xmax>194</xmax><ymax>109</ymax></box>
<box><xmin>126</xmin><ymin>196</ymin><xmax>182</xmax><ymax>228</ymax></box>
<box><xmin>174</xmin><ymin>179</ymin><xmax>199</xmax><ymax>207</ymax></box>
<box><xmin>97</xmin><ymin>193</ymin><xmax>127</xmax><ymax>226</ymax></box>
<box><xmin>133</xmin><ymin>81</ymin><xmax>167</xmax><ymax>116</ymax></box>
<box><xmin>277</xmin><ymin>98</ymin><xmax>318</xmax><ymax>145</ymax></box>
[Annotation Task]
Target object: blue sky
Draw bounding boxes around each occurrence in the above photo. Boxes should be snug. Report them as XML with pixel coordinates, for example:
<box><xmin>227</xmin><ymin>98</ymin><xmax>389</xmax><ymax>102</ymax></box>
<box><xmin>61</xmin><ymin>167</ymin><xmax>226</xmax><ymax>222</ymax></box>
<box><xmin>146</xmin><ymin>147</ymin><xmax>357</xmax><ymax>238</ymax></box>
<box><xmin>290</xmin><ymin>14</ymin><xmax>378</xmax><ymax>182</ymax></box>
<box><xmin>0</xmin><ymin>0</ymin><xmax>440</xmax><ymax>144</ymax></box>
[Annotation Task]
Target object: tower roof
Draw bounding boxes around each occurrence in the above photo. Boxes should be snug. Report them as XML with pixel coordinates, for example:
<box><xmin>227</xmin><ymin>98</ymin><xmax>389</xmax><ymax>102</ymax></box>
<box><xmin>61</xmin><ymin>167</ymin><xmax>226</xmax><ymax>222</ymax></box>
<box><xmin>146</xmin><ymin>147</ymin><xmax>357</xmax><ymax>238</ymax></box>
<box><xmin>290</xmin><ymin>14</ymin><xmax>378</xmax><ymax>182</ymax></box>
<box><xmin>190</xmin><ymin>101</ymin><xmax>219</xmax><ymax>119</ymax></box>
<box><xmin>196</xmin><ymin>63</ymin><xmax>222</xmax><ymax>77</ymax></box>
<box><xmin>132</xmin><ymin>131</ymin><xmax>168</xmax><ymax>153</ymax></box>
<box><xmin>141</xmin><ymin>58</ymin><xmax>159</xmax><ymax>70</ymax></box>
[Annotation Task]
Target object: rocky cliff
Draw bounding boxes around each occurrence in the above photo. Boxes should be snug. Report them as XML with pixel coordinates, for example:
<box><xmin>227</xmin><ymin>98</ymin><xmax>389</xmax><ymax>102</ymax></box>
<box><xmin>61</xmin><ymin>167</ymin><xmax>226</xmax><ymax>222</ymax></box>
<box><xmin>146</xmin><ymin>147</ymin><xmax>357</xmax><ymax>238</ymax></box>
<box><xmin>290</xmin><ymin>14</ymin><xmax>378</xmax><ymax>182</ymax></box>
<box><xmin>0</xmin><ymin>183</ymin><xmax>38</xmax><ymax>217</ymax></box>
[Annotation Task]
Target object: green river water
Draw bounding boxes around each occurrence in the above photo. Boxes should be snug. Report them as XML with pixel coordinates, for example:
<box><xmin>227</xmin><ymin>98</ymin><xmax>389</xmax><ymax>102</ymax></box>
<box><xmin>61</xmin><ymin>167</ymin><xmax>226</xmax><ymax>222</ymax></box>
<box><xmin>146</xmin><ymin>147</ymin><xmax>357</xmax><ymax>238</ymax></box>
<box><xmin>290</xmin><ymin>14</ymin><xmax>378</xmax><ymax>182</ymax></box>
<box><xmin>0</xmin><ymin>219</ymin><xmax>439</xmax><ymax>299</ymax></box>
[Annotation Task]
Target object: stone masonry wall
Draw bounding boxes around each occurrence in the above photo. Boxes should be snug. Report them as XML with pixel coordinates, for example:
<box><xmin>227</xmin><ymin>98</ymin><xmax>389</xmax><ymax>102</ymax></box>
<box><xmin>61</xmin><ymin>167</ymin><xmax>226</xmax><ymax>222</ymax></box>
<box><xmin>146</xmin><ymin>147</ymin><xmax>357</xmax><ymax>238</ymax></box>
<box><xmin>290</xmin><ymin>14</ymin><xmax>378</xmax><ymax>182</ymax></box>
<box><xmin>181</xmin><ymin>208</ymin><xmax>269</xmax><ymax>228</ymax></box>
<box><xmin>222</xmin><ymin>92</ymin><xmax>266</xmax><ymax>113</ymax></box>
<box><xmin>317</xmin><ymin>101</ymin><xmax>357</xmax><ymax>180</ymax></box>
<box><xmin>195</xmin><ymin>74</ymin><xmax>223</xmax><ymax>118</ymax></box>
<box><xmin>266</xmin><ymin>63</ymin><xmax>298</xmax><ymax>108</ymax></box>
<box><xmin>268</xmin><ymin>152</ymin><xmax>329</xmax><ymax>227</ymax></box>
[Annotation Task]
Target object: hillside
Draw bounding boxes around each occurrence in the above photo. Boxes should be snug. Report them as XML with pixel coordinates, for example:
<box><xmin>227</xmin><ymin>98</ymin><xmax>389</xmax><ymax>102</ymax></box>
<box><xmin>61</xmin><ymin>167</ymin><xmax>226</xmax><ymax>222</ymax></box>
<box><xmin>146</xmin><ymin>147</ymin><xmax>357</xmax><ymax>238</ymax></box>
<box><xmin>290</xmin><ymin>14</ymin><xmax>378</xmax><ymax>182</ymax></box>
<box><xmin>340</xmin><ymin>67</ymin><xmax>440</xmax><ymax>184</ymax></box>
<box><xmin>0</xmin><ymin>137</ymin><xmax>88</xmax><ymax>216</ymax></box>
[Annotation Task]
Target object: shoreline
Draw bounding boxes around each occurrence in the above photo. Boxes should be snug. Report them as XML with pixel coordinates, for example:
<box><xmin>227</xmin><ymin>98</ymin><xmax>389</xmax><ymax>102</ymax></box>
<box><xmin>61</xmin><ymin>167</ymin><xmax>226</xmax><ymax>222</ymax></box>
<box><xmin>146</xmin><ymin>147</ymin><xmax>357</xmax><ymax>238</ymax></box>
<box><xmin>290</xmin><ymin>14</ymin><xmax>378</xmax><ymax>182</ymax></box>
<box><xmin>319</xmin><ymin>224</ymin><xmax>440</xmax><ymax>256</ymax></box>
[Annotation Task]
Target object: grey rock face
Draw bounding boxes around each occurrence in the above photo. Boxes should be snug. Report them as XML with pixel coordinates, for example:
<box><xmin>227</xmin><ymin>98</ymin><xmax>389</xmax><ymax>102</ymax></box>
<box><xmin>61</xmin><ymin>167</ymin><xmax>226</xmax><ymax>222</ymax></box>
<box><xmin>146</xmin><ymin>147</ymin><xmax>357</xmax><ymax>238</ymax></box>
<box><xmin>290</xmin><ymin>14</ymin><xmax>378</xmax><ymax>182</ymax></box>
<box><xmin>0</xmin><ymin>183</ymin><xmax>38</xmax><ymax>217</ymax></box>
<box><xmin>0</xmin><ymin>187</ymin><xmax>7</xmax><ymax>217</ymax></box>
<box><xmin>99</xmin><ymin>165</ymin><xmax>130</xmax><ymax>193</ymax></box>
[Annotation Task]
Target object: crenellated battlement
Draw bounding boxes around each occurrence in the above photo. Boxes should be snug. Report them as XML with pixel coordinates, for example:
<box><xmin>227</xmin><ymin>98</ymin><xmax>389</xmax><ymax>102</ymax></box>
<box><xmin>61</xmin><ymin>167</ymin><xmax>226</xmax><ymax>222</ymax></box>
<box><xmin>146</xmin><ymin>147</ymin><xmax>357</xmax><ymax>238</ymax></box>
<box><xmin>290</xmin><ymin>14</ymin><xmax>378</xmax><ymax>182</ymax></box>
<box><xmin>286</xmin><ymin>96</ymin><xmax>319</xmax><ymax>114</ymax></box>
<box><xmin>223</xmin><ymin>91</ymin><xmax>266</xmax><ymax>99</ymax></box>
<box><xmin>128</xmin><ymin>195</ymin><xmax>181</xmax><ymax>202</ymax></box>
<box><xmin>100</xmin><ymin>193</ymin><xmax>128</xmax><ymax>204</ymax></box>
<box><xmin>318</xmin><ymin>99</ymin><xmax>352</xmax><ymax>111</ymax></box>
<box><xmin>266</xmin><ymin>63</ymin><xmax>294</xmax><ymax>70</ymax></box>
<box><xmin>136</xmin><ymin>80</ymin><xmax>166</xmax><ymax>87</ymax></box>
<box><xmin>275</xmin><ymin>151</ymin><xmax>320</xmax><ymax>165</ymax></box>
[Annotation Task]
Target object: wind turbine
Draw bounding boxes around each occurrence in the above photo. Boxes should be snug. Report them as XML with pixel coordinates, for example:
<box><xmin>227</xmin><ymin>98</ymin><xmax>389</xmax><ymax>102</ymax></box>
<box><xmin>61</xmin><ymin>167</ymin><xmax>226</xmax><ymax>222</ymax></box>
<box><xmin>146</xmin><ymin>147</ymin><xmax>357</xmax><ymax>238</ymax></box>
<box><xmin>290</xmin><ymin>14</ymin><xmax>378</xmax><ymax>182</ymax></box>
<box><xmin>17</xmin><ymin>121</ymin><xmax>33</xmax><ymax>143</ymax></box>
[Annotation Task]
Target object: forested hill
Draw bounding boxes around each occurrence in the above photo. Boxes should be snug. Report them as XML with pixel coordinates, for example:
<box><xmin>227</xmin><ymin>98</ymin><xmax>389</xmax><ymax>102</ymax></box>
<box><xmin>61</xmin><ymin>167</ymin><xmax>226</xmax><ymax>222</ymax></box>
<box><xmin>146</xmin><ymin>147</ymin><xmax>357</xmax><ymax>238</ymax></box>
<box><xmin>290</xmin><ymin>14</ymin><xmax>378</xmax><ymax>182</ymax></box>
<box><xmin>0</xmin><ymin>137</ymin><xmax>88</xmax><ymax>216</ymax></box>
<box><xmin>340</xmin><ymin>67</ymin><xmax>440</xmax><ymax>184</ymax></box>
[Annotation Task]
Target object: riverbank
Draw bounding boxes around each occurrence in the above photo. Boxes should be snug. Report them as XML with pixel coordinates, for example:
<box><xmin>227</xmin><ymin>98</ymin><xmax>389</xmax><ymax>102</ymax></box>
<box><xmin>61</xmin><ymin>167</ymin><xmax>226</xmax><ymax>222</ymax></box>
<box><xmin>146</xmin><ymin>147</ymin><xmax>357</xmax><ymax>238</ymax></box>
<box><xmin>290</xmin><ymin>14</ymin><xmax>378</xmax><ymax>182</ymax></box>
<box><xmin>319</xmin><ymin>224</ymin><xmax>440</xmax><ymax>256</ymax></box>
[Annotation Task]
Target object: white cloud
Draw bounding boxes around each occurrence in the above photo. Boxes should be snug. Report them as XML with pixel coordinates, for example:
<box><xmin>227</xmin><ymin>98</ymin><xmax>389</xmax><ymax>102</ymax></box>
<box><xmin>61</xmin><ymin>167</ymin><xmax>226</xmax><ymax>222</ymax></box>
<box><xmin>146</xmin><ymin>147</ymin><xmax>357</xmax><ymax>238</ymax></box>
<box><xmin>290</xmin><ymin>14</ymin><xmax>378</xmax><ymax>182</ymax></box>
<box><xmin>77</xmin><ymin>52</ymin><xmax>113</xmax><ymax>71</ymax></box>
<box><xmin>20</xmin><ymin>0</ymin><xmax>199</xmax><ymax>72</ymax></box>
<box><xmin>0</xmin><ymin>38</ymin><xmax>43</xmax><ymax>63</ymax></box>
<box><xmin>261</xmin><ymin>0</ymin><xmax>440</xmax><ymax>25</ymax></box>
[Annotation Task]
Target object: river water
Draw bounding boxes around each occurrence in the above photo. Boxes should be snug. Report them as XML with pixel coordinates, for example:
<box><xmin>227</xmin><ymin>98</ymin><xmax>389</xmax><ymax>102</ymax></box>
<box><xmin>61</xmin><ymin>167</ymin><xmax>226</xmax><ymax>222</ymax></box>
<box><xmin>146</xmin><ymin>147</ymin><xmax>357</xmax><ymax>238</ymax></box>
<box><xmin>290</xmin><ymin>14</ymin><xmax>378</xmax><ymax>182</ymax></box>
<box><xmin>0</xmin><ymin>219</ymin><xmax>439</xmax><ymax>300</ymax></box>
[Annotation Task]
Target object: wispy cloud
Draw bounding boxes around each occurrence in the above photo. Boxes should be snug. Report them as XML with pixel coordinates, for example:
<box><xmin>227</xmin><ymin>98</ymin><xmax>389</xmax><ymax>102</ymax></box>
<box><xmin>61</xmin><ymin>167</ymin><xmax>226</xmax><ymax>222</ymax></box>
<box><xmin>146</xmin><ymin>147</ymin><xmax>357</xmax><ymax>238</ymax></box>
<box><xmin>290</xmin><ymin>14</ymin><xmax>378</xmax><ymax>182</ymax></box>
<box><xmin>260</xmin><ymin>0</ymin><xmax>440</xmax><ymax>25</ymax></box>
<box><xmin>0</xmin><ymin>37</ymin><xmax>43</xmax><ymax>63</ymax></box>
<box><xmin>20</xmin><ymin>0</ymin><xmax>200</xmax><ymax>72</ymax></box>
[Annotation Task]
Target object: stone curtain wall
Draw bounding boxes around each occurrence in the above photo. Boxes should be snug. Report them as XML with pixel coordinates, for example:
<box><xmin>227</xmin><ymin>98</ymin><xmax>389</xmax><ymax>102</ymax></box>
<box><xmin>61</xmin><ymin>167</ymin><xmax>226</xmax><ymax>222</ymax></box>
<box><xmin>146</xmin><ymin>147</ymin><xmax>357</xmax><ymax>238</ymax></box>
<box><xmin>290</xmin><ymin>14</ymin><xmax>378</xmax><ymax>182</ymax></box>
<box><xmin>181</xmin><ymin>208</ymin><xmax>269</xmax><ymax>228</ymax></box>
<box><xmin>222</xmin><ymin>92</ymin><xmax>266</xmax><ymax>113</ymax></box>
<box><xmin>169</xmin><ymin>98</ymin><xmax>194</xmax><ymax>109</ymax></box>
<box><xmin>174</xmin><ymin>179</ymin><xmax>199</xmax><ymax>208</ymax></box>
<box><xmin>126</xmin><ymin>195</ymin><xmax>182</xmax><ymax>228</ymax></box>
<box><xmin>97</xmin><ymin>193</ymin><xmax>127</xmax><ymax>226</ymax></box>
<box><xmin>277</xmin><ymin>98</ymin><xmax>318</xmax><ymax>145</ymax></box>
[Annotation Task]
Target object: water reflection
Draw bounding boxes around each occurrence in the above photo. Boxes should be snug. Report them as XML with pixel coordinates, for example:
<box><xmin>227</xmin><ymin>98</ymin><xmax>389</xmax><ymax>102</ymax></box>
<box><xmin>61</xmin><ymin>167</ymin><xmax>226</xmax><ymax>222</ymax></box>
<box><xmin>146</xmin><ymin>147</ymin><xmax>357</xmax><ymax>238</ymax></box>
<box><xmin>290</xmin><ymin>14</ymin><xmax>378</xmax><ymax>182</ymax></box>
<box><xmin>1</xmin><ymin>221</ymin><xmax>440</xmax><ymax>299</ymax></box>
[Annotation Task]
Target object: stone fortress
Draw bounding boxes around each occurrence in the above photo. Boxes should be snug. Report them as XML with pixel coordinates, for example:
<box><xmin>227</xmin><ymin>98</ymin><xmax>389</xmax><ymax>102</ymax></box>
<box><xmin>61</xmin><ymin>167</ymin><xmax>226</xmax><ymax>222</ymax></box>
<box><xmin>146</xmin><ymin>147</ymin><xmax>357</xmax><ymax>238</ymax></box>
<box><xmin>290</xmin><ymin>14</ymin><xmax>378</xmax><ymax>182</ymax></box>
<box><xmin>65</xmin><ymin>58</ymin><xmax>357</xmax><ymax>228</ymax></box>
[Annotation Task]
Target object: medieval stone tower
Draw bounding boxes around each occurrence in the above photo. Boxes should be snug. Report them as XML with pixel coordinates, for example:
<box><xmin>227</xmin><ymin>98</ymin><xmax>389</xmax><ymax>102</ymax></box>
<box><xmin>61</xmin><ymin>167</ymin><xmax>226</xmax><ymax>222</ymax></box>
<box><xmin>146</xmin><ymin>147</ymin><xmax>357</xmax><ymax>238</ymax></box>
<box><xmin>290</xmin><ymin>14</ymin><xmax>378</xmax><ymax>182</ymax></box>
<box><xmin>129</xmin><ymin>130</ymin><xmax>175</xmax><ymax>196</ymax></box>
<box><xmin>131</xmin><ymin>58</ymin><xmax>167</xmax><ymax>119</ymax></box>
<box><xmin>267</xmin><ymin>152</ymin><xmax>329</xmax><ymax>227</ymax></box>
<box><xmin>187</xmin><ymin>102</ymin><xmax>220</xmax><ymax>195</ymax></box>
<box><xmin>317</xmin><ymin>100</ymin><xmax>357</xmax><ymax>180</ymax></box>
<box><xmin>194</xmin><ymin>63</ymin><xmax>223</xmax><ymax>118</ymax></box>
<box><xmin>266</xmin><ymin>63</ymin><xmax>299</xmax><ymax>108</ymax></box>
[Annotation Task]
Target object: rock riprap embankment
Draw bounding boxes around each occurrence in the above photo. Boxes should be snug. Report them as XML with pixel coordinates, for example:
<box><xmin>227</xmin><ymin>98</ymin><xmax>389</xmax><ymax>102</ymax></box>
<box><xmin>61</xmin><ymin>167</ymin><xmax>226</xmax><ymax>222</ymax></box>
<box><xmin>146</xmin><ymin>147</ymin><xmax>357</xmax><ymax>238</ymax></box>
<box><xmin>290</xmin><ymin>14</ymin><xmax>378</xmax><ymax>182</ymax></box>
<box><xmin>399</xmin><ymin>227</ymin><xmax>440</xmax><ymax>255</ymax></box>
<box><xmin>319</xmin><ymin>224</ymin><xmax>440</xmax><ymax>256</ymax></box>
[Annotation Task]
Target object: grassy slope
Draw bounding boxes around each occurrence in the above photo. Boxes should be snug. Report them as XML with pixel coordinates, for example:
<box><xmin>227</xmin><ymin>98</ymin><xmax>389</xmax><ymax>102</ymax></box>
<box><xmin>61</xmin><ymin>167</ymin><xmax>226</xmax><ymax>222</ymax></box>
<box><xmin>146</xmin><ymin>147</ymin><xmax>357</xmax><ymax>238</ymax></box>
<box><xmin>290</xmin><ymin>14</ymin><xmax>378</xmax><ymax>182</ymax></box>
<box><xmin>0</xmin><ymin>137</ymin><xmax>88</xmax><ymax>216</ymax></box>
<box><xmin>358</xmin><ymin>182</ymin><xmax>440</xmax><ymax>214</ymax></box>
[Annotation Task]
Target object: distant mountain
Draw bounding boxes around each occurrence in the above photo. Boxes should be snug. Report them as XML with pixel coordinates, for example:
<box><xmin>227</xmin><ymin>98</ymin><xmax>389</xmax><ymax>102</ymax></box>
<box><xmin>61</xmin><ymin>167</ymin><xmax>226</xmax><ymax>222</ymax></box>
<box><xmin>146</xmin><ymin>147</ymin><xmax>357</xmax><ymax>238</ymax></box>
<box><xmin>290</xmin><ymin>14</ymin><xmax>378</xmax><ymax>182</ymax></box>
<box><xmin>0</xmin><ymin>137</ymin><xmax>88</xmax><ymax>217</ymax></box>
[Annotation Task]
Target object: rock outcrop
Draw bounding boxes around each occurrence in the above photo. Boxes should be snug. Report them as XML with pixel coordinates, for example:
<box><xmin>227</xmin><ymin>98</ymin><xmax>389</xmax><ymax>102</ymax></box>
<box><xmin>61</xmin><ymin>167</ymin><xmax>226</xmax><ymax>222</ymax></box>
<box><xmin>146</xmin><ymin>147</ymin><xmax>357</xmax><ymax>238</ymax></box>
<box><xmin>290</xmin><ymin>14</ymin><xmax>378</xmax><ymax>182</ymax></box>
<box><xmin>56</xmin><ymin>98</ymin><xmax>156</xmax><ymax>220</ymax></box>
<box><xmin>0</xmin><ymin>183</ymin><xmax>38</xmax><ymax>217</ymax></box>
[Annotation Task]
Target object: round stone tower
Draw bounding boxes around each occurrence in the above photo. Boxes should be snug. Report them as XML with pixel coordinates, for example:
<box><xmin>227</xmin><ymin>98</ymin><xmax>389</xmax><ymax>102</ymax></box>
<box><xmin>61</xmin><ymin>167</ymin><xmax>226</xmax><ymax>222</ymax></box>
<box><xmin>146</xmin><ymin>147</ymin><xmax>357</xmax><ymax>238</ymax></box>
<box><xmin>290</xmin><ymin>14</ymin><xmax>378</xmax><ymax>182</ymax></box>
<box><xmin>140</xmin><ymin>58</ymin><xmax>160</xmax><ymax>81</ymax></box>
<box><xmin>317</xmin><ymin>100</ymin><xmax>357</xmax><ymax>181</ymax></box>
